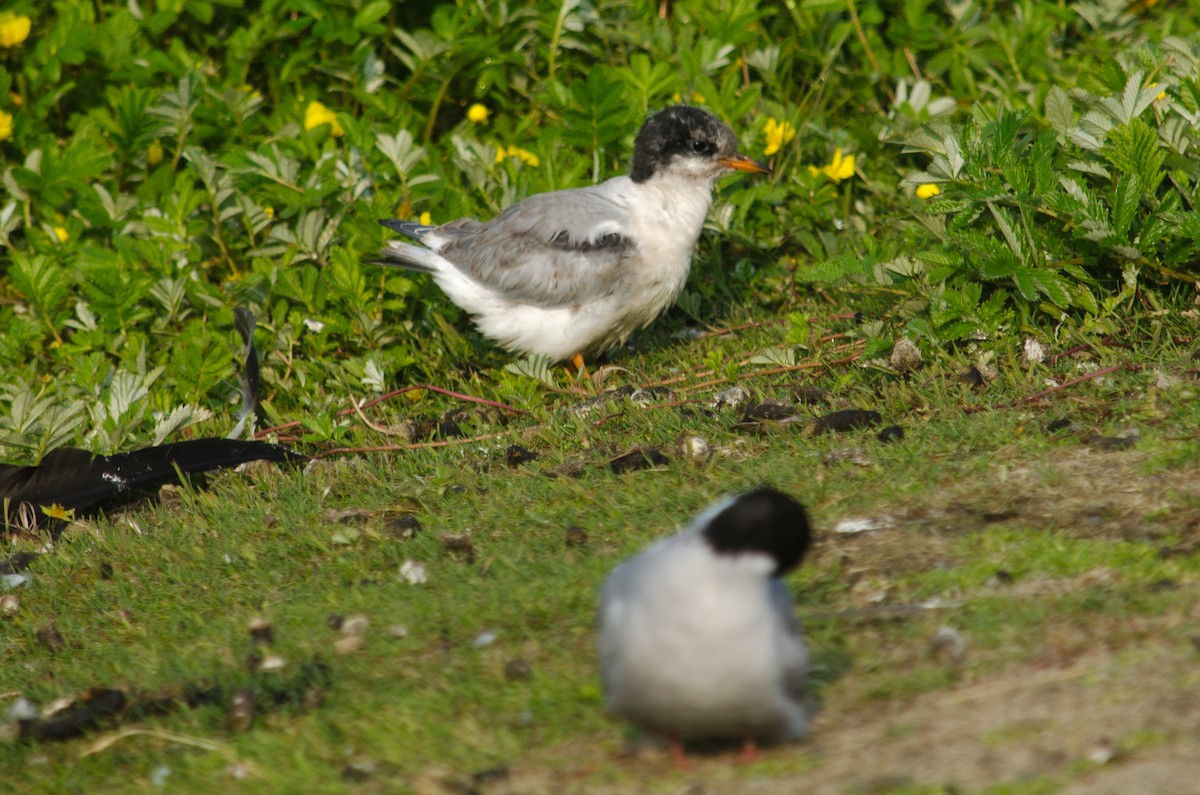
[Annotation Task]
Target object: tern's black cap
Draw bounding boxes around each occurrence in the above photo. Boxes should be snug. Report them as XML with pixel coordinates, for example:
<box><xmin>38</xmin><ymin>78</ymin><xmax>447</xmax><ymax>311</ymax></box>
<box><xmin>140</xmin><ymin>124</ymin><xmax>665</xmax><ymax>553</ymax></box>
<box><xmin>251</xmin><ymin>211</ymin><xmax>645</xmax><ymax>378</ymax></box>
<box><xmin>702</xmin><ymin>487</ymin><xmax>812</xmax><ymax>576</ymax></box>
<box><xmin>630</xmin><ymin>106</ymin><xmax>737</xmax><ymax>183</ymax></box>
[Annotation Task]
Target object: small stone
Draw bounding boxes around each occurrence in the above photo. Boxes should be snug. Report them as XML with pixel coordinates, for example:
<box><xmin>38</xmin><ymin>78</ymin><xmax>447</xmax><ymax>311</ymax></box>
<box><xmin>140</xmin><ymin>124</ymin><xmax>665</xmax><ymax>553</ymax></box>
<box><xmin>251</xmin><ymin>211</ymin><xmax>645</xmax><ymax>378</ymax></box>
<box><xmin>256</xmin><ymin>655</ymin><xmax>286</xmax><ymax>673</ymax></box>
<box><xmin>564</xmin><ymin>526</ymin><xmax>589</xmax><ymax>547</ymax></box>
<box><xmin>384</xmin><ymin>514</ymin><xmax>422</xmax><ymax>540</ymax></box>
<box><xmin>248</xmin><ymin>617</ymin><xmax>273</xmax><ymax>645</ymax></box>
<box><xmin>35</xmin><ymin>623</ymin><xmax>65</xmax><ymax>652</ymax></box>
<box><xmin>811</xmin><ymin>409</ymin><xmax>882</xmax><ymax>435</ymax></box>
<box><xmin>711</xmin><ymin>385</ymin><xmax>749</xmax><ymax>409</ymax></box>
<box><xmin>741</xmin><ymin>401</ymin><xmax>797</xmax><ymax>421</ymax></box>
<box><xmin>675</xmin><ymin>434</ymin><xmax>711</xmax><ymax>462</ymax></box>
<box><xmin>503</xmin><ymin>445</ymin><xmax>539</xmax><ymax>467</ymax></box>
<box><xmin>876</xmin><ymin>425</ymin><xmax>905</xmax><ymax>443</ymax></box>
<box><xmin>1045</xmin><ymin>417</ymin><xmax>1073</xmax><ymax>433</ymax></box>
<box><xmin>438</xmin><ymin>533</ymin><xmax>476</xmax><ymax>563</ymax></box>
<box><xmin>388</xmin><ymin>625</ymin><xmax>409</xmax><ymax>639</ymax></box>
<box><xmin>399</xmin><ymin>560</ymin><xmax>428</xmax><ymax>585</ymax></box>
<box><xmin>504</xmin><ymin>658</ymin><xmax>533</xmax><ymax>681</ymax></box>
<box><xmin>341</xmin><ymin>758</ymin><xmax>377</xmax><ymax>782</ymax></box>
<box><xmin>341</xmin><ymin>614</ymin><xmax>370</xmax><ymax>636</ymax></box>
<box><xmin>473</xmin><ymin>630</ymin><xmax>498</xmax><ymax>649</ymax></box>
<box><xmin>889</xmin><ymin>338</ymin><xmax>922</xmax><ymax>372</ymax></box>
<box><xmin>1022</xmin><ymin>337</ymin><xmax>1046</xmax><ymax>364</ymax></box>
<box><xmin>0</xmin><ymin>594</ymin><xmax>18</xmax><ymax>617</ymax></box>
<box><xmin>224</xmin><ymin>689</ymin><xmax>256</xmax><ymax>732</ymax></box>
<box><xmin>334</xmin><ymin>635</ymin><xmax>365</xmax><ymax>655</ymax></box>
<box><xmin>822</xmin><ymin>447</ymin><xmax>873</xmax><ymax>466</ymax></box>
<box><xmin>1085</xmin><ymin>737</ymin><xmax>1116</xmax><ymax>765</ymax></box>
<box><xmin>930</xmin><ymin>625</ymin><xmax>967</xmax><ymax>663</ymax></box>
<box><xmin>608</xmin><ymin>446</ymin><xmax>669</xmax><ymax>474</ymax></box>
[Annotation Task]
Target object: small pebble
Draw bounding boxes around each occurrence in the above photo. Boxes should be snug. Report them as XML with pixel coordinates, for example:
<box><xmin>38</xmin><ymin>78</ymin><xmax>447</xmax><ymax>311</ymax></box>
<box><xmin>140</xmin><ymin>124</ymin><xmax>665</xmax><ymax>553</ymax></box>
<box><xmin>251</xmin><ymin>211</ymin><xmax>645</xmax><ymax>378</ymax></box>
<box><xmin>399</xmin><ymin>560</ymin><xmax>428</xmax><ymax>585</ymax></box>
<box><xmin>675</xmin><ymin>434</ymin><xmax>711</xmax><ymax>462</ymax></box>
<box><xmin>711</xmin><ymin>385</ymin><xmax>749</xmax><ymax>409</ymax></box>
<box><xmin>334</xmin><ymin>635</ymin><xmax>365</xmax><ymax>655</ymax></box>
<box><xmin>341</xmin><ymin>614</ymin><xmax>370</xmax><ymax>636</ymax></box>
<box><xmin>248</xmin><ymin>617</ymin><xmax>273</xmax><ymax>645</ymax></box>
<box><xmin>876</xmin><ymin>425</ymin><xmax>905</xmax><ymax>443</ymax></box>
<box><xmin>35</xmin><ymin>623</ymin><xmax>65</xmax><ymax>653</ymax></box>
<box><xmin>256</xmin><ymin>655</ymin><xmax>286</xmax><ymax>673</ymax></box>
<box><xmin>930</xmin><ymin>625</ymin><xmax>967</xmax><ymax>664</ymax></box>
<box><xmin>504</xmin><ymin>658</ymin><xmax>533</xmax><ymax>681</ymax></box>
<box><xmin>224</xmin><ymin>689</ymin><xmax>256</xmax><ymax>732</ymax></box>
<box><xmin>889</xmin><ymin>338</ymin><xmax>922</xmax><ymax>372</ymax></box>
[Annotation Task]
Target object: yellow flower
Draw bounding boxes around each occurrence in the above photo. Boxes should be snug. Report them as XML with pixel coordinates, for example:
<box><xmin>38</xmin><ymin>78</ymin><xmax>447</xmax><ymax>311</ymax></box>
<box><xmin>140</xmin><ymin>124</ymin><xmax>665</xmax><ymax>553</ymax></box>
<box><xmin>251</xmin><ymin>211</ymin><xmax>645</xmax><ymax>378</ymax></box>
<box><xmin>499</xmin><ymin>145</ymin><xmax>539</xmax><ymax>167</ymax></box>
<box><xmin>0</xmin><ymin>13</ymin><xmax>32</xmax><ymax>48</ymax></box>
<box><xmin>147</xmin><ymin>141</ymin><xmax>164</xmax><ymax>166</ymax></box>
<box><xmin>915</xmin><ymin>183</ymin><xmax>941</xmax><ymax>199</ymax></box>
<box><xmin>808</xmin><ymin>148</ymin><xmax>856</xmax><ymax>182</ymax></box>
<box><xmin>763</xmin><ymin>118</ymin><xmax>796</xmax><ymax>156</ymax></box>
<box><xmin>304</xmin><ymin>101</ymin><xmax>344</xmax><ymax>137</ymax></box>
<box><xmin>263</xmin><ymin>206</ymin><xmax>274</xmax><ymax>219</ymax></box>
<box><xmin>419</xmin><ymin>211</ymin><xmax>432</xmax><ymax>225</ymax></box>
<box><xmin>41</xmin><ymin>504</ymin><xmax>74</xmax><ymax>522</ymax></box>
<box><xmin>0</xmin><ymin>109</ymin><xmax>12</xmax><ymax>142</ymax></box>
<box><xmin>1147</xmin><ymin>82</ymin><xmax>1166</xmax><ymax>101</ymax></box>
<box><xmin>53</xmin><ymin>226</ymin><xmax>68</xmax><ymax>243</ymax></box>
<box><xmin>466</xmin><ymin>103</ymin><xmax>489</xmax><ymax>123</ymax></box>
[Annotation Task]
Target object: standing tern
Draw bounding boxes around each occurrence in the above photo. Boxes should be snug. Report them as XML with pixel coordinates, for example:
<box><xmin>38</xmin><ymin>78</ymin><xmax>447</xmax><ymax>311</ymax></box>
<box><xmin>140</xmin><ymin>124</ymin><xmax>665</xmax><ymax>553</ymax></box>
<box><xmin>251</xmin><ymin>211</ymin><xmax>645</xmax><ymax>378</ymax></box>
<box><xmin>372</xmin><ymin>106</ymin><xmax>769</xmax><ymax>369</ymax></box>
<box><xmin>597</xmin><ymin>487</ymin><xmax>813</xmax><ymax>765</ymax></box>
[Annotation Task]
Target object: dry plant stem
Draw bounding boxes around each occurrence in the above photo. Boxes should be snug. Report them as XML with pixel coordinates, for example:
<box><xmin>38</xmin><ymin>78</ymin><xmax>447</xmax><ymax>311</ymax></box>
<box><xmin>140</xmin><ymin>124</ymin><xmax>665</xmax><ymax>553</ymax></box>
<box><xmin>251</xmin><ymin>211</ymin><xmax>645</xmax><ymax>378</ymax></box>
<box><xmin>315</xmin><ymin>429</ymin><xmax>525</xmax><ymax>458</ymax></box>
<box><xmin>80</xmin><ymin>727</ymin><xmax>267</xmax><ymax>778</ymax></box>
<box><xmin>257</xmin><ymin>384</ymin><xmax>531</xmax><ymax>438</ymax></box>
<box><xmin>677</xmin><ymin>353</ymin><xmax>863</xmax><ymax>394</ymax></box>
<box><xmin>359</xmin><ymin>384</ymin><xmax>530</xmax><ymax>416</ymax></box>
<box><xmin>1017</xmin><ymin>364</ymin><xmax>1137</xmax><ymax>404</ymax></box>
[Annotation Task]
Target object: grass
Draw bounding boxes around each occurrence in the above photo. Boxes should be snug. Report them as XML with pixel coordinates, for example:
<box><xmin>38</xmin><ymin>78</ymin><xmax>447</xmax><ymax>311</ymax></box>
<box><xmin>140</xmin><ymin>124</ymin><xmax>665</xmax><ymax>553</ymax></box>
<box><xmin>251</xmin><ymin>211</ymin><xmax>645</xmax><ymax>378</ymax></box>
<box><xmin>5</xmin><ymin>1</ymin><xmax>1200</xmax><ymax>792</ymax></box>
<box><xmin>4</xmin><ymin>298</ymin><xmax>1200</xmax><ymax>792</ymax></box>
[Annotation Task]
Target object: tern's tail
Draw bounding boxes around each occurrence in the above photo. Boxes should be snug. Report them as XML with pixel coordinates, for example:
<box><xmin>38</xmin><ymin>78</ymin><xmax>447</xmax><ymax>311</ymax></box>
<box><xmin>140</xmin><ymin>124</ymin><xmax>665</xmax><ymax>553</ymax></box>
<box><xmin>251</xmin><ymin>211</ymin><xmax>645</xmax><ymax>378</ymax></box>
<box><xmin>370</xmin><ymin>219</ymin><xmax>439</xmax><ymax>273</ymax></box>
<box><xmin>379</xmin><ymin>218</ymin><xmax>433</xmax><ymax>241</ymax></box>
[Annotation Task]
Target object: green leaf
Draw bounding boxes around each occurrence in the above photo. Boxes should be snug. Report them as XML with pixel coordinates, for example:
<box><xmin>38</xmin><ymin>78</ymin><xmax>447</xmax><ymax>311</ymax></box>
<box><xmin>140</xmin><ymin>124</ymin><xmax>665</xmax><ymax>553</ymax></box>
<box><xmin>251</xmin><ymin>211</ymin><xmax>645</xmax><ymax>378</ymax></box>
<box><xmin>1045</xmin><ymin>86</ymin><xmax>1074</xmax><ymax>134</ymax></box>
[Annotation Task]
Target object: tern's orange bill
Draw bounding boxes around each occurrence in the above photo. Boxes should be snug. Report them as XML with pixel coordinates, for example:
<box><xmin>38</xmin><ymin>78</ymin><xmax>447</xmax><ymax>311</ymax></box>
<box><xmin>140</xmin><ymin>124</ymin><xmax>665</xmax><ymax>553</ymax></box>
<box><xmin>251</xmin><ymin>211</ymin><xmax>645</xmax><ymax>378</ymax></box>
<box><xmin>719</xmin><ymin>154</ymin><xmax>772</xmax><ymax>175</ymax></box>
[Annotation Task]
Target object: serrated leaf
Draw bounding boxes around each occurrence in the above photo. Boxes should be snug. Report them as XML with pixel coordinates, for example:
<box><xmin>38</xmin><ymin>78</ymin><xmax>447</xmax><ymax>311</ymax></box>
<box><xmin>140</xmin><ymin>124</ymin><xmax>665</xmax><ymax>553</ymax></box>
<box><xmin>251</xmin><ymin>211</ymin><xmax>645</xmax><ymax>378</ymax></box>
<box><xmin>1045</xmin><ymin>86</ymin><xmax>1074</xmax><ymax>134</ymax></box>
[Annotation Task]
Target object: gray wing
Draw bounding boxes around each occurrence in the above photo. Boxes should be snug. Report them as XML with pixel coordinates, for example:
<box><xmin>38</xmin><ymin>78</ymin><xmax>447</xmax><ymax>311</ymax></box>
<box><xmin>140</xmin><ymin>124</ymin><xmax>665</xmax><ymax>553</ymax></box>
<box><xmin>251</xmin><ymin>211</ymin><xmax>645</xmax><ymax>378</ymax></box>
<box><xmin>436</xmin><ymin>186</ymin><xmax>637</xmax><ymax>308</ymax></box>
<box><xmin>769</xmin><ymin>579</ymin><xmax>808</xmax><ymax>702</ymax></box>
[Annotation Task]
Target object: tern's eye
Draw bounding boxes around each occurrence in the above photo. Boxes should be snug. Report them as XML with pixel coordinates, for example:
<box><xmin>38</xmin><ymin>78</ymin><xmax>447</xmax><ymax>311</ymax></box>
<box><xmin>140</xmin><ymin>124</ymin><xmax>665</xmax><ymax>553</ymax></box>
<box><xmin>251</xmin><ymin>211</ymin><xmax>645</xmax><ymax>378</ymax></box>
<box><xmin>690</xmin><ymin>139</ymin><xmax>713</xmax><ymax>155</ymax></box>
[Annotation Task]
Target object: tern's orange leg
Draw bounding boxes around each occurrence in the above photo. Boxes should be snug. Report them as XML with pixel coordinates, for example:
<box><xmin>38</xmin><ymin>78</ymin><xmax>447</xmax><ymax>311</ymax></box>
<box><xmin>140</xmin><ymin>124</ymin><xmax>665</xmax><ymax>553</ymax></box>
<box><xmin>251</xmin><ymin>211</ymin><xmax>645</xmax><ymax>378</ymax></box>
<box><xmin>668</xmin><ymin>735</ymin><xmax>688</xmax><ymax>770</ymax></box>
<box><xmin>570</xmin><ymin>352</ymin><xmax>587</xmax><ymax>378</ymax></box>
<box><xmin>738</xmin><ymin>738</ymin><xmax>761</xmax><ymax>764</ymax></box>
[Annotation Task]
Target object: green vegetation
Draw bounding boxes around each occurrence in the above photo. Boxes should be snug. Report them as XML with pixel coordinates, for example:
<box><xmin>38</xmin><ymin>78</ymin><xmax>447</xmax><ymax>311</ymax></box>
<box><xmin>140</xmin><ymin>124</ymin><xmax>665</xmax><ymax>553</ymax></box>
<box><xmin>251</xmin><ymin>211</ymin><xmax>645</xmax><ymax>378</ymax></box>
<box><xmin>3</xmin><ymin>1</ymin><xmax>1200</xmax><ymax>793</ymax></box>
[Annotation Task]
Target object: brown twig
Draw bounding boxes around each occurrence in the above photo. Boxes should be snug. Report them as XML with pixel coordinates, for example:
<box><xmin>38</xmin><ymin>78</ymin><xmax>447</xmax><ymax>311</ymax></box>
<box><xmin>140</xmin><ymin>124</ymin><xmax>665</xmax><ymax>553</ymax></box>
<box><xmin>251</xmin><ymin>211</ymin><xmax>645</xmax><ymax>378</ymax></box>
<box><xmin>314</xmin><ymin>429</ymin><xmax>520</xmax><ymax>458</ymax></box>
<box><xmin>256</xmin><ymin>384</ymin><xmax>530</xmax><ymax>439</ymax></box>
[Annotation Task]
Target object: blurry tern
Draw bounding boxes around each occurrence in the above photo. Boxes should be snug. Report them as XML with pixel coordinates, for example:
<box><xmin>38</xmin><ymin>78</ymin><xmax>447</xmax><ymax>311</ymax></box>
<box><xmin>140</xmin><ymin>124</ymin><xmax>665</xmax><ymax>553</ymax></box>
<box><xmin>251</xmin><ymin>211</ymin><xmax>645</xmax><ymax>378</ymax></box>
<box><xmin>373</xmin><ymin>106</ymin><xmax>769</xmax><ymax>369</ymax></box>
<box><xmin>597</xmin><ymin>488</ymin><xmax>813</xmax><ymax>765</ymax></box>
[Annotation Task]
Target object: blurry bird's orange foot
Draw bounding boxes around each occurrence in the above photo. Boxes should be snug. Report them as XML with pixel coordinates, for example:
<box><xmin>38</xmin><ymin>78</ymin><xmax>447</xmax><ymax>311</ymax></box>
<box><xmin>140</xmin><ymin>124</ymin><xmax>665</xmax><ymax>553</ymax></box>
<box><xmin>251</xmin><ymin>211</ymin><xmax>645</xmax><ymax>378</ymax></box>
<box><xmin>737</xmin><ymin>738</ymin><xmax>761</xmax><ymax>764</ymax></box>
<box><xmin>569</xmin><ymin>352</ymin><xmax>588</xmax><ymax>379</ymax></box>
<box><xmin>668</xmin><ymin>735</ymin><xmax>688</xmax><ymax>770</ymax></box>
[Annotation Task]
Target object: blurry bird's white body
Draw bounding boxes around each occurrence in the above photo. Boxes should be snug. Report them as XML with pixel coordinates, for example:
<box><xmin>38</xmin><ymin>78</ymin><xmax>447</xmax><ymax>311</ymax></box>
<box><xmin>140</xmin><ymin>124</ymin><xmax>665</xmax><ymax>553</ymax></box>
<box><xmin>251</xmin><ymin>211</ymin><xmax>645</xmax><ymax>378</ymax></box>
<box><xmin>374</xmin><ymin>106</ymin><xmax>769</xmax><ymax>361</ymax></box>
<box><xmin>598</xmin><ymin>498</ymin><xmax>810</xmax><ymax>743</ymax></box>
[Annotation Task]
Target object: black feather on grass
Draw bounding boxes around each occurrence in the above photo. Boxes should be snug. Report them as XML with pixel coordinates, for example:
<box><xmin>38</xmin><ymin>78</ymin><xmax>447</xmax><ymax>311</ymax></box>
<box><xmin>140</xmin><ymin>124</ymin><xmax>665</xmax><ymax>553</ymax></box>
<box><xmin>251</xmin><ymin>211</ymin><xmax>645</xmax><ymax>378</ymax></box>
<box><xmin>0</xmin><ymin>439</ymin><xmax>305</xmax><ymax>532</ymax></box>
